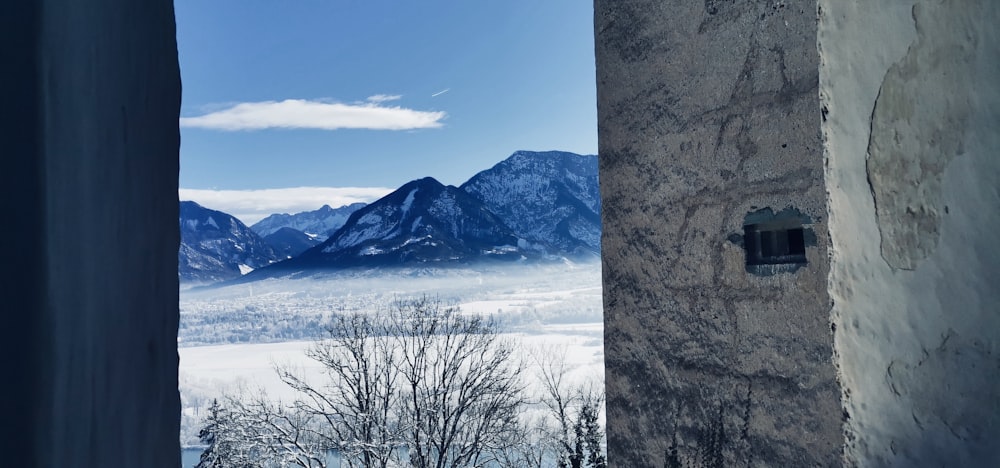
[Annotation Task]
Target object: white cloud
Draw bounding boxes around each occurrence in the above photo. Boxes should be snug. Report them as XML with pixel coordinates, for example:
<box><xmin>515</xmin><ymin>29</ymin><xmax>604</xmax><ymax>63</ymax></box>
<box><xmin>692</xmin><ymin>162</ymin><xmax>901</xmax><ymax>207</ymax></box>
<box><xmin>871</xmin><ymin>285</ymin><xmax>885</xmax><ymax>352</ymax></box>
<box><xmin>179</xmin><ymin>186</ymin><xmax>394</xmax><ymax>225</ymax></box>
<box><xmin>179</xmin><ymin>99</ymin><xmax>445</xmax><ymax>131</ymax></box>
<box><xmin>366</xmin><ymin>94</ymin><xmax>402</xmax><ymax>103</ymax></box>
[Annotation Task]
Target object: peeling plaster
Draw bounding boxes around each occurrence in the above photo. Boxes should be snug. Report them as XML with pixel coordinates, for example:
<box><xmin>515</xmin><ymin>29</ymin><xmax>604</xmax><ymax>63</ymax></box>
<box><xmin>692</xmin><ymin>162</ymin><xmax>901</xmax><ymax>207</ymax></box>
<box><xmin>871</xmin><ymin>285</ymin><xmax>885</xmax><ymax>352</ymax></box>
<box><xmin>822</xmin><ymin>0</ymin><xmax>1000</xmax><ymax>464</ymax></box>
<box><xmin>865</xmin><ymin>0</ymin><xmax>976</xmax><ymax>270</ymax></box>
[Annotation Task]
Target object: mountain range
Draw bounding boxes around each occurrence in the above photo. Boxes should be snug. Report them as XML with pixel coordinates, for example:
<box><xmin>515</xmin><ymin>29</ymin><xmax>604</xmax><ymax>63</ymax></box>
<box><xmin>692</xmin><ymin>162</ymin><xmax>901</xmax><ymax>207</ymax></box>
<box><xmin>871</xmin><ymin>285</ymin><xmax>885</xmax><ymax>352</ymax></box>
<box><xmin>247</xmin><ymin>203</ymin><xmax>368</xmax><ymax>260</ymax></box>
<box><xmin>179</xmin><ymin>150</ymin><xmax>599</xmax><ymax>284</ymax></box>
<box><xmin>251</xmin><ymin>203</ymin><xmax>366</xmax><ymax>240</ymax></box>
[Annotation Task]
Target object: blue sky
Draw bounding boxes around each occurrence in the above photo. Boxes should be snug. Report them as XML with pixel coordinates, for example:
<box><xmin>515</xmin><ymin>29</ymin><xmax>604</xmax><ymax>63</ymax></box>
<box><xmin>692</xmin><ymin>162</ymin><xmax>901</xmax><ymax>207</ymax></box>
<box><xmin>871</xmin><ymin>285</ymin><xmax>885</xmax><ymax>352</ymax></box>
<box><xmin>176</xmin><ymin>1</ymin><xmax>597</xmax><ymax>222</ymax></box>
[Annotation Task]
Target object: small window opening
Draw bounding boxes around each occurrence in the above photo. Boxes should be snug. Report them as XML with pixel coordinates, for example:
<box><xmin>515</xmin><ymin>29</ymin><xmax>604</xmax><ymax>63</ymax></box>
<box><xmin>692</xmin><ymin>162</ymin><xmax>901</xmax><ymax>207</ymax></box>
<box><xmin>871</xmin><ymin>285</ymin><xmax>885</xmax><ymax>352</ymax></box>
<box><xmin>744</xmin><ymin>223</ymin><xmax>807</xmax><ymax>266</ymax></box>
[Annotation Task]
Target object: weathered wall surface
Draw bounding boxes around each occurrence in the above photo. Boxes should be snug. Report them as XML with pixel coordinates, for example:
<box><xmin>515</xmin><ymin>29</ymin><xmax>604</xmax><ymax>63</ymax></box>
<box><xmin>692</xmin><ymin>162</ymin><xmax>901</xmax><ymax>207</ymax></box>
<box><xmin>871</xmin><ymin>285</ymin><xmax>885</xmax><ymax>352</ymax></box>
<box><xmin>595</xmin><ymin>1</ymin><xmax>842</xmax><ymax>466</ymax></box>
<box><xmin>820</xmin><ymin>0</ymin><xmax>1000</xmax><ymax>465</ymax></box>
<box><xmin>1</xmin><ymin>1</ymin><xmax>181</xmax><ymax>466</ymax></box>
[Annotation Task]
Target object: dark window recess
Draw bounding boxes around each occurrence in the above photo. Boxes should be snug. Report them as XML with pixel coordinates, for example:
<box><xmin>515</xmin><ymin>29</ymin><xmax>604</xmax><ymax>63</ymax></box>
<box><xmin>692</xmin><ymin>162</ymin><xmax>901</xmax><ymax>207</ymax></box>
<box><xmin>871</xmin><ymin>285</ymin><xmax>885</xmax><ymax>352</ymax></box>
<box><xmin>744</xmin><ymin>223</ymin><xmax>807</xmax><ymax>266</ymax></box>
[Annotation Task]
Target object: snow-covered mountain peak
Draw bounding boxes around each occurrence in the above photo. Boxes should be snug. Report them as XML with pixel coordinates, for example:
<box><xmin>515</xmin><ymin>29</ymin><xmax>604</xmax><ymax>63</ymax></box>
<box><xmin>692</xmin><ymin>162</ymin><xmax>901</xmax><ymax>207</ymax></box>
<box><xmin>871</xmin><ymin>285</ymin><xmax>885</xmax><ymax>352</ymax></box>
<box><xmin>250</xmin><ymin>202</ymin><xmax>366</xmax><ymax>241</ymax></box>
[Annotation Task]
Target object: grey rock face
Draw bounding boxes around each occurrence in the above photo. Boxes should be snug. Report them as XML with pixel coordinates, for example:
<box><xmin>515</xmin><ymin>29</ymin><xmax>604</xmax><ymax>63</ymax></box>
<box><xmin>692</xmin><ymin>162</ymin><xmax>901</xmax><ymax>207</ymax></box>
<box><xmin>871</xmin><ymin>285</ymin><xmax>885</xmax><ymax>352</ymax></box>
<box><xmin>595</xmin><ymin>1</ymin><xmax>841</xmax><ymax>466</ymax></box>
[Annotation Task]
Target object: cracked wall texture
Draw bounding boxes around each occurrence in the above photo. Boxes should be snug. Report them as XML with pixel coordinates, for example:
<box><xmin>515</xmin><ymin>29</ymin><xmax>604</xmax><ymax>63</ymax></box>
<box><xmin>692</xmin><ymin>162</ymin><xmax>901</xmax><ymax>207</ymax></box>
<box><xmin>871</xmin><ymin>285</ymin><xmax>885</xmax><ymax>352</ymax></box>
<box><xmin>595</xmin><ymin>1</ymin><xmax>842</xmax><ymax>466</ymax></box>
<box><xmin>821</xmin><ymin>0</ymin><xmax>1000</xmax><ymax>465</ymax></box>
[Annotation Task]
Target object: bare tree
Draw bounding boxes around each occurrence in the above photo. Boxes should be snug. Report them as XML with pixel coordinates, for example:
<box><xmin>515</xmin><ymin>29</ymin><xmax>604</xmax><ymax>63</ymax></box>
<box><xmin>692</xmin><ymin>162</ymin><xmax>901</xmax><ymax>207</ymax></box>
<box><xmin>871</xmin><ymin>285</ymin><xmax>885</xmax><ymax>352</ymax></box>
<box><xmin>226</xmin><ymin>390</ymin><xmax>328</xmax><ymax>468</ymax></box>
<box><xmin>535</xmin><ymin>345</ymin><xmax>576</xmax><ymax>467</ymax></box>
<box><xmin>277</xmin><ymin>311</ymin><xmax>403</xmax><ymax>468</ymax></box>
<box><xmin>534</xmin><ymin>345</ymin><xmax>607</xmax><ymax>468</ymax></box>
<box><xmin>489</xmin><ymin>413</ymin><xmax>549</xmax><ymax>468</ymax></box>
<box><xmin>389</xmin><ymin>297</ymin><xmax>526</xmax><ymax>468</ymax></box>
<box><xmin>203</xmin><ymin>297</ymin><xmax>534</xmax><ymax>468</ymax></box>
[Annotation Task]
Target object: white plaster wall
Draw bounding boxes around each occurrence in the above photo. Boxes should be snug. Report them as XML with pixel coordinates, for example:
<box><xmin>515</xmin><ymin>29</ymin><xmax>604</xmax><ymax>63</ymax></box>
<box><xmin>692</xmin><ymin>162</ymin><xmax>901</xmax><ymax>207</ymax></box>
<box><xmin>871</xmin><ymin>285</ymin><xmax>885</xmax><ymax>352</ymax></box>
<box><xmin>820</xmin><ymin>1</ymin><xmax>1000</xmax><ymax>465</ymax></box>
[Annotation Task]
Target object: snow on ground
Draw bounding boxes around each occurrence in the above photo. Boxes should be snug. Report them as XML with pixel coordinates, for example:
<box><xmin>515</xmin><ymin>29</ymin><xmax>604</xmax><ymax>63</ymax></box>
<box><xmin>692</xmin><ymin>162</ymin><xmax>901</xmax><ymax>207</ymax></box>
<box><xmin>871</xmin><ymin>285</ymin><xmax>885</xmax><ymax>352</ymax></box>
<box><xmin>179</xmin><ymin>327</ymin><xmax>604</xmax><ymax>410</ymax></box>
<box><xmin>179</xmin><ymin>261</ymin><xmax>603</xmax><ymax>346</ymax></box>
<box><xmin>179</xmin><ymin>261</ymin><xmax>604</xmax><ymax>446</ymax></box>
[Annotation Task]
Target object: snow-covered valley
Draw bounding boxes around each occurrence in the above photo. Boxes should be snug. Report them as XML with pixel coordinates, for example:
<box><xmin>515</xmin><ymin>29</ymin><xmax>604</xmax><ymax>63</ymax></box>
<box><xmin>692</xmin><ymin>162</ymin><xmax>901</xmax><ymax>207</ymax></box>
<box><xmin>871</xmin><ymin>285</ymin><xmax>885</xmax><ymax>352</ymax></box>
<box><xmin>178</xmin><ymin>261</ymin><xmax>605</xmax><ymax>448</ymax></box>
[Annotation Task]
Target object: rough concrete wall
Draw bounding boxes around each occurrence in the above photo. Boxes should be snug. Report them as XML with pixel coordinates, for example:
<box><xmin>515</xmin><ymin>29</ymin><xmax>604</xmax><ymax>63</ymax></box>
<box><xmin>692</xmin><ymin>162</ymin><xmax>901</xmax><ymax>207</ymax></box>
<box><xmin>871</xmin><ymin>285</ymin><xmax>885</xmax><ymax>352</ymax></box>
<box><xmin>820</xmin><ymin>0</ymin><xmax>1000</xmax><ymax>465</ymax></box>
<box><xmin>595</xmin><ymin>1</ymin><xmax>842</xmax><ymax>466</ymax></box>
<box><xmin>29</xmin><ymin>1</ymin><xmax>180</xmax><ymax>466</ymax></box>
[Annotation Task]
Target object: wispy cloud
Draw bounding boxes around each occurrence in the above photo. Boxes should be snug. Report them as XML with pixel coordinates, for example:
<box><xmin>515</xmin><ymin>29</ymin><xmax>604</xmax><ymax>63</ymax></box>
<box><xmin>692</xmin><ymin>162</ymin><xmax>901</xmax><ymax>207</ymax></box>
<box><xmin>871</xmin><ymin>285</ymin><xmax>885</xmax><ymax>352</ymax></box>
<box><xmin>179</xmin><ymin>186</ymin><xmax>394</xmax><ymax>225</ymax></box>
<box><xmin>179</xmin><ymin>99</ymin><xmax>445</xmax><ymax>131</ymax></box>
<box><xmin>366</xmin><ymin>94</ymin><xmax>402</xmax><ymax>103</ymax></box>
<box><xmin>431</xmin><ymin>88</ymin><xmax>451</xmax><ymax>97</ymax></box>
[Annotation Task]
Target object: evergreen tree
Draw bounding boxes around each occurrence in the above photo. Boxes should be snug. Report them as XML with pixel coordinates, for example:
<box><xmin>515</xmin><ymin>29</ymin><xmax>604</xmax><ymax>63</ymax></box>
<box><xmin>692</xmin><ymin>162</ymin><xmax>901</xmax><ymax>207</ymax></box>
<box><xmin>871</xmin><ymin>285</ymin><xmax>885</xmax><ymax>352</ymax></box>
<box><xmin>194</xmin><ymin>398</ymin><xmax>265</xmax><ymax>468</ymax></box>
<box><xmin>580</xmin><ymin>402</ymin><xmax>606</xmax><ymax>468</ymax></box>
<box><xmin>195</xmin><ymin>399</ymin><xmax>227</xmax><ymax>468</ymax></box>
<box><xmin>569</xmin><ymin>417</ymin><xmax>585</xmax><ymax>468</ymax></box>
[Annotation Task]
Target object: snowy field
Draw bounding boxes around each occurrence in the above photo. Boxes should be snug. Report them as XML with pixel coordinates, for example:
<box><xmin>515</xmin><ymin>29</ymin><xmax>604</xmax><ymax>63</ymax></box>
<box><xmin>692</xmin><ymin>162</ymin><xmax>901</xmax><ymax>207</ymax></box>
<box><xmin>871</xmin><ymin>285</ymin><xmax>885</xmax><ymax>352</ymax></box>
<box><xmin>179</xmin><ymin>261</ymin><xmax>603</xmax><ymax>346</ymax></box>
<box><xmin>178</xmin><ymin>260</ymin><xmax>605</xmax><ymax>447</ymax></box>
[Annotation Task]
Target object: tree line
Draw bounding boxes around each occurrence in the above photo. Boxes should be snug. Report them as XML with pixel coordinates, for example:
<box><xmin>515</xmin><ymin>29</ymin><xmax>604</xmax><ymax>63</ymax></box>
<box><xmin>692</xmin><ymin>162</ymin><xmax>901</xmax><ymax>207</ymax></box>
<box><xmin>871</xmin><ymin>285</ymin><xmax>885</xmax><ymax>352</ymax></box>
<box><xmin>194</xmin><ymin>297</ymin><xmax>606</xmax><ymax>468</ymax></box>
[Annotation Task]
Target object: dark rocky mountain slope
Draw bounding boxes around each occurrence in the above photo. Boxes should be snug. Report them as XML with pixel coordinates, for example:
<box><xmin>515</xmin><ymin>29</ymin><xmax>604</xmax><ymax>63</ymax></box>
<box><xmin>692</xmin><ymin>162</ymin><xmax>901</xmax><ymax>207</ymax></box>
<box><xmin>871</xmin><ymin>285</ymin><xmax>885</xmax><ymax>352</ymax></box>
<box><xmin>279</xmin><ymin>177</ymin><xmax>532</xmax><ymax>269</ymax></box>
<box><xmin>461</xmin><ymin>150</ymin><xmax>600</xmax><ymax>256</ymax></box>
<box><xmin>263</xmin><ymin>226</ymin><xmax>322</xmax><ymax>259</ymax></box>
<box><xmin>178</xmin><ymin>201</ymin><xmax>280</xmax><ymax>284</ymax></box>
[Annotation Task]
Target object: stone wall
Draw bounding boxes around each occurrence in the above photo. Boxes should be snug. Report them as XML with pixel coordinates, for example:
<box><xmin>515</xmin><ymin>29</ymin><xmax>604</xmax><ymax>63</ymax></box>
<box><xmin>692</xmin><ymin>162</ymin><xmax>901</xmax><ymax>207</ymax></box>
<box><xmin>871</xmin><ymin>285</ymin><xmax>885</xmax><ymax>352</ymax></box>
<box><xmin>595</xmin><ymin>1</ymin><xmax>842</xmax><ymax>466</ymax></box>
<box><xmin>1</xmin><ymin>1</ymin><xmax>181</xmax><ymax>466</ymax></box>
<box><xmin>820</xmin><ymin>1</ymin><xmax>1000</xmax><ymax>465</ymax></box>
